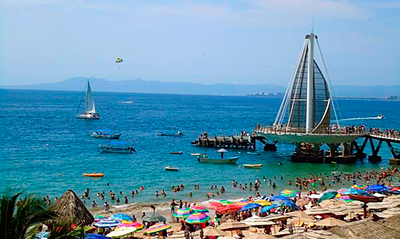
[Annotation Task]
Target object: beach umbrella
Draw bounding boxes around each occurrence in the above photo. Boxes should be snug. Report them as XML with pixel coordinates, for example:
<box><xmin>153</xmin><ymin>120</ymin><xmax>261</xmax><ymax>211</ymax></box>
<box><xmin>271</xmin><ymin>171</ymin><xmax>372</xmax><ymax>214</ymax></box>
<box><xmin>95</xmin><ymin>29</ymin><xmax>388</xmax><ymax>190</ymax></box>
<box><xmin>191</xmin><ymin>205</ymin><xmax>209</xmax><ymax>213</ymax></box>
<box><xmin>219</xmin><ymin>199</ymin><xmax>233</xmax><ymax>205</ymax></box>
<box><xmin>84</xmin><ymin>234</ymin><xmax>108</xmax><ymax>239</ymax></box>
<box><xmin>217</xmin><ymin>149</ymin><xmax>228</xmax><ymax>153</ymax></box>
<box><xmin>319</xmin><ymin>199</ymin><xmax>344</xmax><ymax>208</ymax></box>
<box><xmin>217</xmin><ymin>204</ymin><xmax>243</xmax><ymax>214</ymax></box>
<box><xmin>239</xmin><ymin>203</ymin><xmax>262</xmax><ymax>212</ymax></box>
<box><xmin>116</xmin><ymin>222</ymin><xmax>144</xmax><ymax>230</ymax></box>
<box><xmin>208</xmin><ymin>201</ymin><xmax>223</xmax><ymax>210</ymax></box>
<box><xmin>308</xmin><ymin>194</ymin><xmax>323</xmax><ymax>199</ymax></box>
<box><xmin>219</xmin><ymin>220</ymin><xmax>249</xmax><ymax>231</ymax></box>
<box><xmin>282</xmin><ymin>200</ymin><xmax>297</xmax><ymax>209</ymax></box>
<box><xmin>243</xmin><ymin>215</ymin><xmax>276</xmax><ymax>226</ymax></box>
<box><xmin>185</xmin><ymin>212</ymin><xmax>210</xmax><ymax>224</ymax></box>
<box><xmin>203</xmin><ymin>226</ymin><xmax>226</xmax><ymax>236</ymax></box>
<box><xmin>245</xmin><ymin>234</ymin><xmax>275</xmax><ymax>239</ymax></box>
<box><xmin>261</xmin><ymin>204</ymin><xmax>277</xmax><ymax>213</ymax></box>
<box><xmin>287</xmin><ymin>211</ymin><xmax>314</xmax><ymax>224</ymax></box>
<box><xmin>174</xmin><ymin>208</ymin><xmax>194</xmax><ymax>218</ymax></box>
<box><xmin>110</xmin><ymin>213</ymin><xmax>134</xmax><ymax>222</ymax></box>
<box><xmin>352</xmin><ymin>184</ymin><xmax>367</xmax><ymax>190</ymax></box>
<box><xmin>318</xmin><ymin>191</ymin><xmax>338</xmax><ymax>203</ymax></box>
<box><xmin>280</xmin><ymin>190</ymin><xmax>299</xmax><ymax>197</ymax></box>
<box><xmin>94</xmin><ymin>219</ymin><xmax>120</xmax><ymax>228</ymax></box>
<box><xmin>106</xmin><ymin>227</ymin><xmax>136</xmax><ymax>238</ymax></box>
<box><xmin>365</xmin><ymin>184</ymin><xmax>390</xmax><ymax>193</ymax></box>
<box><xmin>254</xmin><ymin>199</ymin><xmax>272</xmax><ymax>206</ymax></box>
<box><xmin>52</xmin><ymin>190</ymin><xmax>94</xmax><ymax>225</ymax></box>
<box><xmin>144</xmin><ymin>223</ymin><xmax>171</xmax><ymax>234</ymax></box>
<box><xmin>315</xmin><ymin>217</ymin><xmax>346</xmax><ymax>227</ymax></box>
<box><xmin>94</xmin><ymin>215</ymin><xmax>106</xmax><ymax>222</ymax></box>
<box><xmin>270</xmin><ymin>195</ymin><xmax>290</xmax><ymax>201</ymax></box>
<box><xmin>142</xmin><ymin>213</ymin><xmax>166</xmax><ymax>223</ymax></box>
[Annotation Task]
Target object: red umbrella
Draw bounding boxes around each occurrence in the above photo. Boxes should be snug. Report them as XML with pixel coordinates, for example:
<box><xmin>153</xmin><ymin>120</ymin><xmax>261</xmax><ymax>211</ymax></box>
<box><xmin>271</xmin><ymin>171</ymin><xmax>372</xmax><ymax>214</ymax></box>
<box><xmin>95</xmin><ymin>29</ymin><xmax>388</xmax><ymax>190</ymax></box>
<box><xmin>208</xmin><ymin>202</ymin><xmax>223</xmax><ymax>210</ymax></box>
<box><xmin>217</xmin><ymin>204</ymin><xmax>243</xmax><ymax>214</ymax></box>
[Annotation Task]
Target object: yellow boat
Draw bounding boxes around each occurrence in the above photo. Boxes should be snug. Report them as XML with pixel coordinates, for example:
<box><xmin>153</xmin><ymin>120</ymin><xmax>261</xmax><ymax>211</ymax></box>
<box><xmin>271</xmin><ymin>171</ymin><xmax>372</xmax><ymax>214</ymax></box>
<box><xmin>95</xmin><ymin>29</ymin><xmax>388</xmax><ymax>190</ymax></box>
<box><xmin>191</xmin><ymin>153</ymin><xmax>202</xmax><ymax>156</ymax></box>
<box><xmin>83</xmin><ymin>173</ymin><xmax>104</xmax><ymax>177</ymax></box>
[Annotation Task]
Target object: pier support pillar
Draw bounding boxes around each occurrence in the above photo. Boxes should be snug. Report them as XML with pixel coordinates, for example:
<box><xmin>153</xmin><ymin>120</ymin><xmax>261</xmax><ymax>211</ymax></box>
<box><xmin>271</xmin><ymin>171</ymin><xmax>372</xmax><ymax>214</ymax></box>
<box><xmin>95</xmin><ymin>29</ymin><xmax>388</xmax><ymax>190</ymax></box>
<box><xmin>291</xmin><ymin>143</ymin><xmax>324</xmax><ymax>163</ymax></box>
<box><xmin>368</xmin><ymin>155</ymin><xmax>382</xmax><ymax>163</ymax></box>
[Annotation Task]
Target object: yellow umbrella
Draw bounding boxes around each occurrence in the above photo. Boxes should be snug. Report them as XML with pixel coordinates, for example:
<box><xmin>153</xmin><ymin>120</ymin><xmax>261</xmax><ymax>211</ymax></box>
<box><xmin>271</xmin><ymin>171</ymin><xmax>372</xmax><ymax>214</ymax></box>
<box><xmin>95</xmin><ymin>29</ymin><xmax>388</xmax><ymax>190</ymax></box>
<box><xmin>254</xmin><ymin>200</ymin><xmax>272</xmax><ymax>206</ymax></box>
<box><xmin>106</xmin><ymin>227</ymin><xmax>136</xmax><ymax>238</ymax></box>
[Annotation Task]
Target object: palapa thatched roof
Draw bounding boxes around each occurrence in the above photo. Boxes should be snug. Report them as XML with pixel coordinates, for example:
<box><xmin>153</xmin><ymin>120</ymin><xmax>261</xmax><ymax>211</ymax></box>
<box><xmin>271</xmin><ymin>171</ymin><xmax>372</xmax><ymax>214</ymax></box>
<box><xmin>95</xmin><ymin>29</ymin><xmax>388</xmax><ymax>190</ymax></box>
<box><xmin>329</xmin><ymin>217</ymin><xmax>400</xmax><ymax>239</ymax></box>
<box><xmin>52</xmin><ymin>189</ymin><xmax>94</xmax><ymax>226</ymax></box>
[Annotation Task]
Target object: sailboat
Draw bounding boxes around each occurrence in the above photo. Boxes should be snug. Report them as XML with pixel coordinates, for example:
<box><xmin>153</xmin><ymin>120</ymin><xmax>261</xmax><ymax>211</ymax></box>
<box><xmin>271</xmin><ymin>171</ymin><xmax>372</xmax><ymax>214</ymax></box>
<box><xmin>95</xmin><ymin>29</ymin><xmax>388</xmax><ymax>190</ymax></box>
<box><xmin>76</xmin><ymin>80</ymin><xmax>100</xmax><ymax>119</ymax></box>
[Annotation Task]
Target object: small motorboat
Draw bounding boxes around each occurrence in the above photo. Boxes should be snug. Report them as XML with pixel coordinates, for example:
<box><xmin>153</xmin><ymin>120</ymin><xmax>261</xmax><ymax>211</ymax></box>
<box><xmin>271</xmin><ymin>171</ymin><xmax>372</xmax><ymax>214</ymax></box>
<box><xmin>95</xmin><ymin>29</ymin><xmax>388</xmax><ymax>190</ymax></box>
<box><xmin>377</xmin><ymin>114</ymin><xmax>384</xmax><ymax>119</ymax></box>
<box><xmin>247</xmin><ymin>152</ymin><xmax>261</xmax><ymax>155</ymax></box>
<box><xmin>99</xmin><ymin>141</ymin><xmax>135</xmax><ymax>154</ymax></box>
<box><xmin>243</xmin><ymin>164</ymin><xmax>263</xmax><ymax>168</ymax></box>
<box><xmin>170</xmin><ymin>151</ymin><xmax>183</xmax><ymax>154</ymax></box>
<box><xmin>159</xmin><ymin>131</ymin><xmax>183</xmax><ymax>137</ymax></box>
<box><xmin>165</xmin><ymin>166</ymin><xmax>179</xmax><ymax>171</ymax></box>
<box><xmin>83</xmin><ymin>173</ymin><xmax>104</xmax><ymax>177</ymax></box>
<box><xmin>91</xmin><ymin>129</ymin><xmax>122</xmax><ymax>139</ymax></box>
<box><xmin>197</xmin><ymin>155</ymin><xmax>239</xmax><ymax>164</ymax></box>
<box><xmin>191</xmin><ymin>153</ymin><xmax>202</xmax><ymax>156</ymax></box>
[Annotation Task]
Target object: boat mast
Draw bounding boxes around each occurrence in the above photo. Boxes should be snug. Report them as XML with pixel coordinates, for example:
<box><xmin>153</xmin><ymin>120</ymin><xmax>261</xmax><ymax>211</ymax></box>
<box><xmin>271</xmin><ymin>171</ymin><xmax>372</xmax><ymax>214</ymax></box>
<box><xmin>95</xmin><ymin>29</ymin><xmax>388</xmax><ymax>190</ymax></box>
<box><xmin>306</xmin><ymin>33</ymin><xmax>315</xmax><ymax>133</ymax></box>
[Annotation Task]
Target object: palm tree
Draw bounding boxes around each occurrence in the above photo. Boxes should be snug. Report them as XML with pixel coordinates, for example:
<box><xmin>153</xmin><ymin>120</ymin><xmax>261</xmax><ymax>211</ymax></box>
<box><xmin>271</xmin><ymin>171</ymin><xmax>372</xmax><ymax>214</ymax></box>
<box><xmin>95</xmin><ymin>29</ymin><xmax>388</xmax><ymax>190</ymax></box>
<box><xmin>0</xmin><ymin>190</ymin><xmax>57</xmax><ymax>239</ymax></box>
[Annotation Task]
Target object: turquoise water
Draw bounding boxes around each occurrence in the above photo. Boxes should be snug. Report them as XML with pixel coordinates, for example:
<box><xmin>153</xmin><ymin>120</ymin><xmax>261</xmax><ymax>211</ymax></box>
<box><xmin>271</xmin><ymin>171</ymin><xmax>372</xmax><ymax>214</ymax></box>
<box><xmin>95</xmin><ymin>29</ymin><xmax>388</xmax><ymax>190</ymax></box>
<box><xmin>1</xmin><ymin>89</ymin><xmax>399</xmax><ymax>205</ymax></box>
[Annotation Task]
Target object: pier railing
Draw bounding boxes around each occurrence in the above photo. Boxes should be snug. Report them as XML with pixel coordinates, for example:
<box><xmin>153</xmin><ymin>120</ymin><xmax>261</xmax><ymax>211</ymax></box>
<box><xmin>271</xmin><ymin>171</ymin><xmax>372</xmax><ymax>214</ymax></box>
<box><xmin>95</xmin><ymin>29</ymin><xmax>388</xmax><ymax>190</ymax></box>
<box><xmin>254</xmin><ymin>124</ymin><xmax>366</xmax><ymax>136</ymax></box>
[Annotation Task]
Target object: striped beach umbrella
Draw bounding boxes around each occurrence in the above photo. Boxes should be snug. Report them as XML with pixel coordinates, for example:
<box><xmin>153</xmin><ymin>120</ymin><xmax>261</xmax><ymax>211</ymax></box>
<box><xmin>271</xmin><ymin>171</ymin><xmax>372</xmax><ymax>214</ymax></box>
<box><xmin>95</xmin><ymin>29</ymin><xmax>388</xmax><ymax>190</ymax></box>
<box><xmin>185</xmin><ymin>213</ymin><xmax>210</xmax><ymax>224</ymax></box>
<box><xmin>174</xmin><ymin>208</ymin><xmax>193</xmax><ymax>218</ymax></box>
<box><xmin>116</xmin><ymin>222</ymin><xmax>144</xmax><ymax>230</ymax></box>
<box><xmin>94</xmin><ymin>219</ymin><xmax>120</xmax><ymax>228</ymax></box>
<box><xmin>219</xmin><ymin>200</ymin><xmax>233</xmax><ymax>205</ymax></box>
<box><xmin>280</xmin><ymin>190</ymin><xmax>299</xmax><ymax>197</ymax></box>
<box><xmin>94</xmin><ymin>215</ymin><xmax>106</xmax><ymax>222</ymax></box>
<box><xmin>352</xmin><ymin>184</ymin><xmax>367</xmax><ymax>190</ymax></box>
<box><xmin>144</xmin><ymin>223</ymin><xmax>171</xmax><ymax>234</ymax></box>
<box><xmin>191</xmin><ymin>205</ymin><xmax>209</xmax><ymax>213</ymax></box>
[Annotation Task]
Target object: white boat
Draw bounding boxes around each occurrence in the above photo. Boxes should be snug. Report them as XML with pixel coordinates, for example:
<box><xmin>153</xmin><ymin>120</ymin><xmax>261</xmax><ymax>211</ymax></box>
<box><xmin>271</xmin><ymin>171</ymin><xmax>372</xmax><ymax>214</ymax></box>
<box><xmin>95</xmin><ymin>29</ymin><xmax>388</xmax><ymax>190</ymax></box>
<box><xmin>243</xmin><ymin>164</ymin><xmax>263</xmax><ymax>169</ymax></box>
<box><xmin>159</xmin><ymin>131</ymin><xmax>183</xmax><ymax>137</ymax></box>
<box><xmin>91</xmin><ymin>129</ymin><xmax>122</xmax><ymax>139</ymax></box>
<box><xmin>197</xmin><ymin>155</ymin><xmax>239</xmax><ymax>164</ymax></box>
<box><xmin>99</xmin><ymin>141</ymin><xmax>135</xmax><ymax>154</ymax></box>
<box><xmin>76</xmin><ymin>80</ymin><xmax>100</xmax><ymax>119</ymax></box>
<box><xmin>377</xmin><ymin>114</ymin><xmax>384</xmax><ymax>120</ymax></box>
<box><xmin>165</xmin><ymin>166</ymin><xmax>179</xmax><ymax>171</ymax></box>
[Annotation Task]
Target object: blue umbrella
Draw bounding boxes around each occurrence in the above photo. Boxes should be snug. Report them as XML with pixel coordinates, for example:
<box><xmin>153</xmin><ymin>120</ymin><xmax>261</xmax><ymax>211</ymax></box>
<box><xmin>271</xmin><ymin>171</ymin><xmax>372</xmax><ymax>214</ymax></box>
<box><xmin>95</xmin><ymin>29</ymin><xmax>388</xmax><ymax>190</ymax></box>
<box><xmin>365</xmin><ymin>184</ymin><xmax>390</xmax><ymax>193</ymax></box>
<box><xmin>239</xmin><ymin>203</ymin><xmax>262</xmax><ymax>212</ymax></box>
<box><xmin>261</xmin><ymin>204</ymin><xmax>277</xmax><ymax>213</ymax></box>
<box><xmin>282</xmin><ymin>200</ymin><xmax>297</xmax><ymax>209</ymax></box>
<box><xmin>94</xmin><ymin>219</ymin><xmax>121</xmax><ymax>228</ymax></box>
<box><xmin>347</xmin><ymin>188</ymin><xmax>371</xmax><ymax>196</ymax></box>
<box><xmin>270</xmin><ymin>195</ymin><xmax>290</xmax><ymax>201</ymax></box>
<box><xmin>85</xmin><ymin>234</ymin><xmax>109</xmax><ymax>239</ymax></box>
<box><xmin>110</xmin><ymin>213</ymin><xmax>134</xmax><ymax>221</ymax></box>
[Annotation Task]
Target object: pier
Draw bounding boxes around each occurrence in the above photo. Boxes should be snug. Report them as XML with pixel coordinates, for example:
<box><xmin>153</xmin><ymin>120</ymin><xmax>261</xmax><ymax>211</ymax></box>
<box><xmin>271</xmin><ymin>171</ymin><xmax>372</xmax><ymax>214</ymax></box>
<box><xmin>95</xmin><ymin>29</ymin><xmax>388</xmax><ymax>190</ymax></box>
<box><xmin>253</xmin><ymin>32</ymin><xmax>400</xmax><ymax>165</ymax></box>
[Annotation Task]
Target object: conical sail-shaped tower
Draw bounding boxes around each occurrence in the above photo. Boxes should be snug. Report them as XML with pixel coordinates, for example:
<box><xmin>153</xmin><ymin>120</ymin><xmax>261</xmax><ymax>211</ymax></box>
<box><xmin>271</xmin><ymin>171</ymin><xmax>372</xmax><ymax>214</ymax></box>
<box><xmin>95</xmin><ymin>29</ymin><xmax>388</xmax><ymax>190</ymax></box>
<box><xmin>255</xmin><ymin>32</ymin><xmax>362</xmax><ymax>163</ymax></box>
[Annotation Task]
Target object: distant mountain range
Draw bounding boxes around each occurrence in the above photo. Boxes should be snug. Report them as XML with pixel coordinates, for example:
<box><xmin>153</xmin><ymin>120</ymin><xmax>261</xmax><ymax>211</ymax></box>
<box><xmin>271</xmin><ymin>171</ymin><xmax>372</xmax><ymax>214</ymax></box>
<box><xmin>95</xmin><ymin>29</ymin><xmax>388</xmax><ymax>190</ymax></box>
<box><xmin>2</xmin><ymin>77</ymin><xmax>400</xmax><ymax>98</ymax></box>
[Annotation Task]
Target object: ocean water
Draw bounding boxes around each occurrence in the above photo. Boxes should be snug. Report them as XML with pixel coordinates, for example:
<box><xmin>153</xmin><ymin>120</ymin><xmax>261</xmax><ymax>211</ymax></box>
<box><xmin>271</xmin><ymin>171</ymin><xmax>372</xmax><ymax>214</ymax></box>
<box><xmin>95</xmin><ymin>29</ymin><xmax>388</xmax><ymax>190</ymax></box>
<box><xmin>0</xmin><ymin>89</ymin><xmax>399</xmax><ymax>205</ymax></box>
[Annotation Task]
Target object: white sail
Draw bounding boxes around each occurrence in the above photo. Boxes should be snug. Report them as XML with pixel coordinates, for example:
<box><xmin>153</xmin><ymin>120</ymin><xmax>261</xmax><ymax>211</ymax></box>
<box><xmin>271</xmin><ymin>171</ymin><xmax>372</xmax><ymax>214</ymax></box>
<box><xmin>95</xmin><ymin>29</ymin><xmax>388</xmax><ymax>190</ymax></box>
<box><xmin>85</xmin><ymin>80</ymin><xmax>96</xmax><ymax>114</ymax></box>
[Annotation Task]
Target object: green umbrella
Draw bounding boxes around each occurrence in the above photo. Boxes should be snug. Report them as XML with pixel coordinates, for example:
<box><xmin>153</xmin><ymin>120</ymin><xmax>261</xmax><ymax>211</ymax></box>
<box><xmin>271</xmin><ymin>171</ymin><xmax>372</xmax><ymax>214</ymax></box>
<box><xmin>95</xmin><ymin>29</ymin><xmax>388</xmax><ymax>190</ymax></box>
<box><xmin>318</xmin><ymin>191</ymin><xmax>338</xmax><ymax>203</ymax></box>
<box><xmin>142</xmin><ymin>214</ymin><xmax>166</xmax><ymax>223</ymax></box>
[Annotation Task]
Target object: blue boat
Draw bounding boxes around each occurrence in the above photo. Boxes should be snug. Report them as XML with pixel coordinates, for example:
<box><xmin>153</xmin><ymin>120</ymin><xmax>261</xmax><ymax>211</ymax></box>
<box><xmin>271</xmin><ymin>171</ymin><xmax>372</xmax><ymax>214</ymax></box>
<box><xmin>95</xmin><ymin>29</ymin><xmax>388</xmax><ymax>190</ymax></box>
<box><xmin>99</xmin><ymin>141</ymin><xmax>135</xmax><ymax>154</ymax></box>
<box><xmin>91</xmin><ymin>129</ymin><xmax>122</xmax><ymax>139</ymax></box>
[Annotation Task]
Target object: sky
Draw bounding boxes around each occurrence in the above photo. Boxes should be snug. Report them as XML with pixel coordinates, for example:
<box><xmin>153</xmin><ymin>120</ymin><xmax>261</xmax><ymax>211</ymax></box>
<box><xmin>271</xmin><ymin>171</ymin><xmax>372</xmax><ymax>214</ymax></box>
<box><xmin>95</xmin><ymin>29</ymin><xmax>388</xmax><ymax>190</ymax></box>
<box><xmin>0</xmin><ymin>0</ymin><xmax>399</xmax><ymax>86</ymax></box>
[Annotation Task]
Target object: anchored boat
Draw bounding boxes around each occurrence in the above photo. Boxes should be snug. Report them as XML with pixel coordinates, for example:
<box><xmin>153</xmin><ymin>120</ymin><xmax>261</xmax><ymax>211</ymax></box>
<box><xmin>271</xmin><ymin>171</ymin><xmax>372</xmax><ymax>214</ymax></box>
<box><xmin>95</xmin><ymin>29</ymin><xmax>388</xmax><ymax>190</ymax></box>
<box><xmin>165</xmin><ymin>166</ymin><xmax>179</xmax><ymax>171</ymax></box>
<box><xmin>197</xmin><ymin>155</ymin><xmax>239</xmax><ymax>164</ymax></box>
<box><xmin>76</xmin><ymin>80</ymin><xmax>100</xmax><ymax>119</ymax></box>
<box><xmin>83</xmin><ymin>173</ymin><xmax>104</xmax><ymax>177</ymax></box>
<box><xmin>91</xmin><ymin>129</ymin><xmax>122</xmax><ymax>139</ymax></box>
<box><xmin>243</xmin><ymin>164</ymin><xmax>263</xmax><ymax>169</ymax></box>
<box><xmin>99</xmin><ymin>141</ymin><xmax>135</xmax><ymax>154</ymax></box>
<box><xmin>159</xmin><ymin>131</ymin><xmax>183</xmax><ymax>137</ymax></box>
